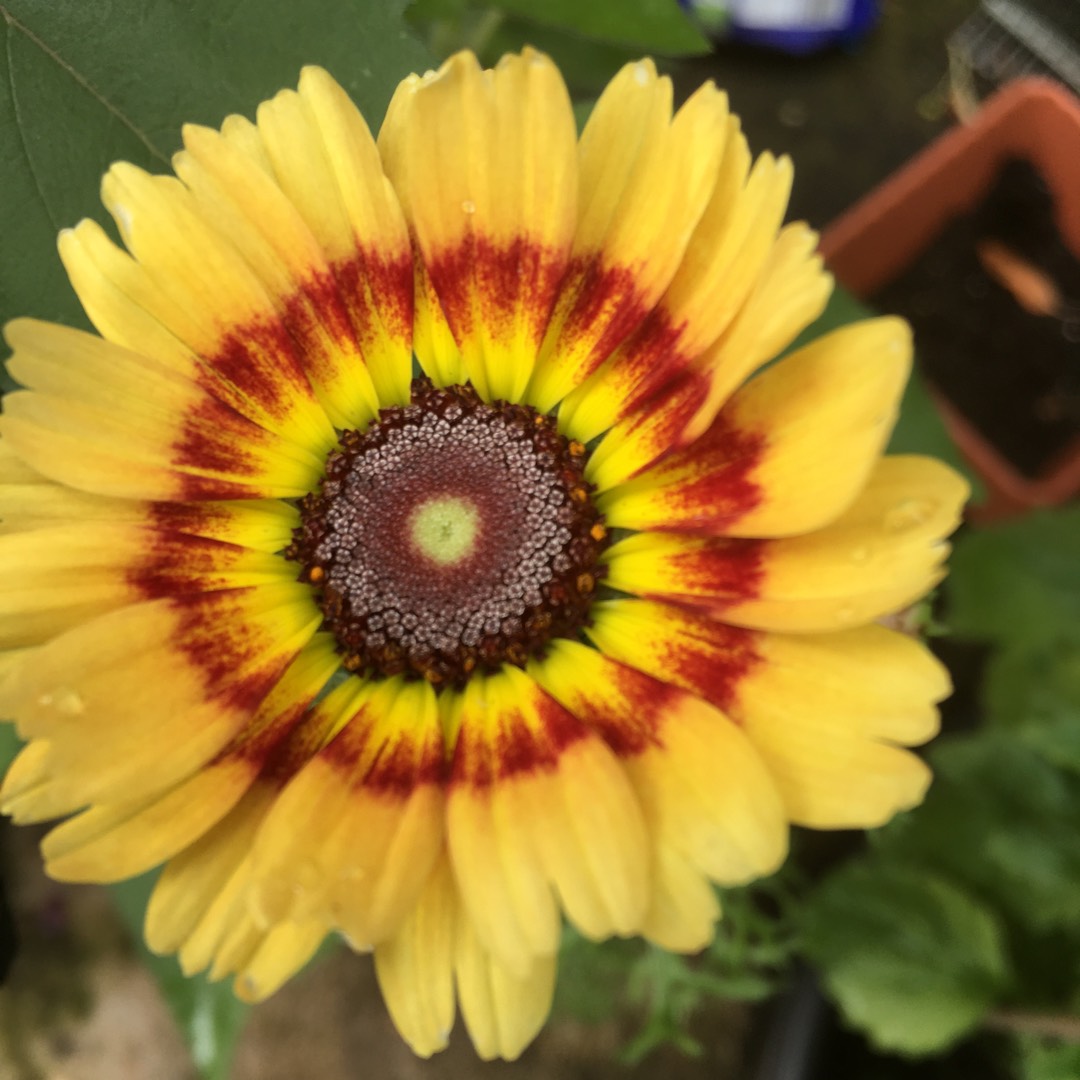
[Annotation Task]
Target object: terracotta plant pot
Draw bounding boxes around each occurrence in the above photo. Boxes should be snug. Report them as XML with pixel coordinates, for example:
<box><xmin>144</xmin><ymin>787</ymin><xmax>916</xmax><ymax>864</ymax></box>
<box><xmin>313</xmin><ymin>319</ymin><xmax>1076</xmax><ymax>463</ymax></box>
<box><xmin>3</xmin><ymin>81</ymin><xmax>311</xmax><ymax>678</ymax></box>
<box><xmin>819</xmin><ymin>77</ymin><xmax>1080</xmax><ymax>520</ymax></box>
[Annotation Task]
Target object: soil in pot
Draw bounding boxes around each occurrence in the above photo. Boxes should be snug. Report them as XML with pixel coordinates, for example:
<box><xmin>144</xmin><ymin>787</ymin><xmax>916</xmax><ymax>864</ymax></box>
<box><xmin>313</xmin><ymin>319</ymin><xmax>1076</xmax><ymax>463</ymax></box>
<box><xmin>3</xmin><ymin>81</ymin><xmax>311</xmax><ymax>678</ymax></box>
<box><xmin>872</xmin><ymin>158</ymin><xmax>1080</xmax><ymax>481</ymax></box>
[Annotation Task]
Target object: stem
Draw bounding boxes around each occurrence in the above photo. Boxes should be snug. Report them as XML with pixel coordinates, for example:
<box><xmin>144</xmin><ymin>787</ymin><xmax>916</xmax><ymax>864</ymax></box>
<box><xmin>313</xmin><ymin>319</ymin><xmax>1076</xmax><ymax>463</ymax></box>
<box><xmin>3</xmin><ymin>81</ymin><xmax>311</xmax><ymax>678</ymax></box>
<box><xmin>984</xmin><ymin>1009</ymin><xmax>1080</xmax><ymax>1042</ymax></box>
<box><xmin>464</xmin><ymin>9</ymin><xmax>505</xmax><ymax>57</ymax></box>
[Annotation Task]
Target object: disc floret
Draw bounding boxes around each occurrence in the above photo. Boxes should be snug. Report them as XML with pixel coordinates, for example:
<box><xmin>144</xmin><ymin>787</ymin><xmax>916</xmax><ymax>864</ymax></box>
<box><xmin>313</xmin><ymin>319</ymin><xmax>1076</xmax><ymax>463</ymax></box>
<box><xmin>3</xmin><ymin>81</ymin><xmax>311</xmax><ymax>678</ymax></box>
<box><xmin>288</xmin><ymin>380</ymin><xmax>610</xmax><ymax>686</ymax></box>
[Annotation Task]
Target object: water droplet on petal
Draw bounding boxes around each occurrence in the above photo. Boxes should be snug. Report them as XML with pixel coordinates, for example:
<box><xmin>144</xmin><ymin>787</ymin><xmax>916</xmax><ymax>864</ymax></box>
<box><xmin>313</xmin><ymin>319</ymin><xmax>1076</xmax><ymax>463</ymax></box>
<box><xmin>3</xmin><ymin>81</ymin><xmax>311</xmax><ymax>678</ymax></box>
<box><xmin>38</xmin><ymin>687</ymin><xmax>85</xmax><ymax>715</ymax></box>
<box><xmin>461</xmin><ymin>199</ymin><xmax>476</xmax><ymax>214</ymax></box>
<box><xmin>252</xmin><ymin>879</ymin><xmax>290</xmax><ymax>923</ymax></box>
<box><xmin>850</xmin><ymin>546</ymin><xmax>870</xmax><ymax>563</ymax></box>
<box><xmin>56</xmin><ymin>689</ymin><xmax>85</xmax><ymax>716</ymax></box>
<box><xmin>885</xmin><ymin>499</ymin><xmax>933</xmax><ymax>533</ymax></box>
<box><xmin>835</xmin><ymin>604</ymin><xmax>857</xmax><ymax>624</ymax></box>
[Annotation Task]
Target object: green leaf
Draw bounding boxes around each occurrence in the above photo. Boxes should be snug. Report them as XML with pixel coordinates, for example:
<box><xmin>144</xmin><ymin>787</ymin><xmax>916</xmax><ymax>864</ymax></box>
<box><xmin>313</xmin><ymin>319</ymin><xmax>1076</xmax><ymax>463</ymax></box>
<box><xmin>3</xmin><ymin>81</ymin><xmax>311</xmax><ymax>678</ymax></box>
<box><xmin>1015</xmin><ymin>1037</ymin><xmax>1080</xmax><ymax>1080</ymax></box>
<box><xmin>802</xmin><ymin>861</ymin><xmax>1008</xmax><ymax>1055</ymax></box>
<box><xmin>406</xmin><ymin>0</ymin><xmax>469</xmax><ymax>20</ymax></box>
<box><xmin>554</xmin><ymin>873</ymin><xmax>798</xmax><ymax>1056</ymax></box>
<box><xmin>110</xmin><ymin>873</ymin><xmax>248</xmax><ymax>1080</ymax></box>
<box><xmin>0</xmin><ymin>0</ymin><xmax>431</xmax><ymax>330</ymax></box>
<box><xmin>946</xmin><ymin>509</ymin><xmax>1080</xmax><ymax>650</ymax></box>
<box><xmin>573</xmin><ymin>98</ymin><xmax>597</xmax><ymax>131</ymax></box>
<box><xmin>878</xmin><ymin>736</ymin><xmax>1080</xmax><ymax>934</ymax></box>
<box><xmin>981</xmin><ymin>643</ymin><xmax>1080</xmax><ymax>774</ymax></box>
<box><xmin>481</xmin><ymin>16</ymin><xmax>649</xmax><ymax>97</ymax></box>
<box><xmin>553</xmin><ymin>926</ymin><xmax>641</xmax><ymax>1025</ymax></box>
<box><xmin>404</xmin><ymin>0</ymin><xmax>506</xmax><ymax>62</ymax></box>
<box><xmin>484</xmin><ymin>0</ymin><xmax>710</xmax><ymax>54</ymax></box>
<box><xmin>943</xmin><ymin>508</ymin><xmax>1080</xmax><ymax>779</ymax></box>
<box><xmin>0</xmin><ymin>722</ymin><xmax>22</xmax><ymax>775</ymax></box>
<box><xmin>1002</xmin><ymin>924</ymin><xmax>1080</xmax><ymax>1013</ymax></box>
<box><xmin>406</xmin><ymin>0</ymin><xmax>705</xmax><ymax>93</ymax></box>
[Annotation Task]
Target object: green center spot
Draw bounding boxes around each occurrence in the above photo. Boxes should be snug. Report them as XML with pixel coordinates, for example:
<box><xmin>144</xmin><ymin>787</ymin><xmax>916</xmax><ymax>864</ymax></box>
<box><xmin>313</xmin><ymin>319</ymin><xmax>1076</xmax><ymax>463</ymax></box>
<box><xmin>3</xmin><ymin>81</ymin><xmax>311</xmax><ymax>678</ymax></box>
<box><xmin>409</xmin><ymin>496</ymin><xmax>480</xmax><ymax>566</ymax></box>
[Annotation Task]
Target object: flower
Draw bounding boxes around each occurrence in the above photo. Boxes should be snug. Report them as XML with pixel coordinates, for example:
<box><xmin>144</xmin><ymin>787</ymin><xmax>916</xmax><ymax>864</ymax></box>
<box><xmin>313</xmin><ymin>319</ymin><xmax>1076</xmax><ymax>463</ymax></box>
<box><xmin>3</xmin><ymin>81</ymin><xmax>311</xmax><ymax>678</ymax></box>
<box><xmin>0</xmin><ymin>49</ymin><xmax>966</xmax><ymax>1059</ymax></box>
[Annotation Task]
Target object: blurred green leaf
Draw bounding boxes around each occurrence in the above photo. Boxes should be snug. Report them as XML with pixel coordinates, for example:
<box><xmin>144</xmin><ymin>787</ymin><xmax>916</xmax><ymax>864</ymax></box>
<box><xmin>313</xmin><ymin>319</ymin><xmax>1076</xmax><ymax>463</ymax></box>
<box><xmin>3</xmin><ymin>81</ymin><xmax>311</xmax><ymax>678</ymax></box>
<box><xmin>623</xmin><ymin>945</ymin><xmax>713</xmax><ymax>1063</ymax></box>
<box><xmin>481</xmin><ymin>16</ymin><xmax>647</xmax><ymax>96</ymax></box>
<box><xmin>878</xmin><ymin>737</ymin><xmax>1080</xmax><ymax>934</ymax></box>
<box><xmin>0</xmin><ymin>0</ymin><xmax>431</xmax><ymax>330</ymax></box>
<box><xmin>406</xmin><ymin>0</ymin><xmax>701</xmax><ymax>94</ymax></box>
<box><xmin>1015</xmin><ymin>1037</ymin><xmax>1080</xmax><ymax>1080</ymax></box>
<box><xmin>406</xmin><ymin>0</ymin><xmax>468</xmax><ymax>19</ymax></box>
<box><xmin>1002</xmin><ymin>924</ymin><xmax>1080</xmax><ymax>1014</ymax></box>
<box><xmin>946</xmin><ymin>510</ymin><xmax>1080</xmax><ymax>779</ymax></box>
<box><xmin>947</xmin><ymin>510</ymin><xmax>1080</xmax><ymax>650</ymax></box>
<box><xmin>554</xmin><ymin>873</ymin><xmax>798</xmax><ymax>1057</ymax></box>
<box><xmin>981</xmin><ymin>643</ymin><xmax>1080</xmax><ymax>774</ymax></box>
<box><xmin>554</xmin><ymin>925</ymin><xmax>640</xmax><ymax>1025</ymax></box>
<box><xmin>404</xmin><ymin>0</ymin><xmax>505</xmax><ymax>61</ymax></box>
<box><xmin>802</xmin><ymin>861</ymin><xmax>1008</xmax><ymax>1055</ymax></box>
<box><xmin>484</xmin><ymin>0</ymin><xmax>710</xmax><ymax>54</ymax></box>
<box><xmin>0</xmin><ymin>722</ymin><xmax>22</xmax><ymax>774</ymax></box>
<box><xmin>573</xmin><ymin>98</ymin><xmax>597</xmax><ymax>130</ymax></box>
<box><xmin>110</xmin><ymin>872</ymin><xmax>249</xmax><ymax>1080</ymax></box>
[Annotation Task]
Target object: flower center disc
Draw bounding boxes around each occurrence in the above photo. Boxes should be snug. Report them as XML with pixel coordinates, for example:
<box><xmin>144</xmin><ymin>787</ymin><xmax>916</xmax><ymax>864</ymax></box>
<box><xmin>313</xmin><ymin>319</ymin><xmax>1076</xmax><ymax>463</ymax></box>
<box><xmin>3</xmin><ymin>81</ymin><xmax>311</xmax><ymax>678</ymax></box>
<box><xmin>409</xmin><ymin>496</ymin><xmax>480</xmax><ymax>566</ymax></box>
<box><xmin>288</xmin><ymin>380</ymin><xmax>610</xmax><ymax>687</ymax></box>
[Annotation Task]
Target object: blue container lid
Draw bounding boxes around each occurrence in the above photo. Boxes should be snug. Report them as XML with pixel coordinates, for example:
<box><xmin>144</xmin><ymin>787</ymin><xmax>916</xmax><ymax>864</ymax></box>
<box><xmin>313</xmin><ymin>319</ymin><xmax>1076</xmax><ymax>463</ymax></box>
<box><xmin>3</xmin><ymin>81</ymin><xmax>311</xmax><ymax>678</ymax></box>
<box><xmin>682</xmin><ymin>0</ymin><xmax>880</xmax><ymax>54</ymax></box>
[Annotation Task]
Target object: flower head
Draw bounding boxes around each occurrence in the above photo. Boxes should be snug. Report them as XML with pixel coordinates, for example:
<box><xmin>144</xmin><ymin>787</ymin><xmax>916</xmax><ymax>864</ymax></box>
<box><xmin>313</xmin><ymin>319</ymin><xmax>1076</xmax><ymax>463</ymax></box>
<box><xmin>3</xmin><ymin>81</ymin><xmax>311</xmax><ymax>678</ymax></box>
<box><xmin>0</xmin><ymin>50</ymin><xmax>966</xmax><ymax>1059</ymax></box>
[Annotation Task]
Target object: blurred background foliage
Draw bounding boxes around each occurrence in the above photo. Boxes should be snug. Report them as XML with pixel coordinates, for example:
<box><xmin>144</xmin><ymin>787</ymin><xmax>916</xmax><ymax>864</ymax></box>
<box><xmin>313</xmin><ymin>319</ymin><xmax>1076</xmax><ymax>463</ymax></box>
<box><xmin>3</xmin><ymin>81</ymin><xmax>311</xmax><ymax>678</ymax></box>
<box><xmin>1</xmin><ymin>0</ymin><xmax>1078</xmax><ymax>1078</ymax></box>
<box><xmin>405</xmin><ymin>0</ymin><xmax>709</xmax><ymax>100</ymax></box>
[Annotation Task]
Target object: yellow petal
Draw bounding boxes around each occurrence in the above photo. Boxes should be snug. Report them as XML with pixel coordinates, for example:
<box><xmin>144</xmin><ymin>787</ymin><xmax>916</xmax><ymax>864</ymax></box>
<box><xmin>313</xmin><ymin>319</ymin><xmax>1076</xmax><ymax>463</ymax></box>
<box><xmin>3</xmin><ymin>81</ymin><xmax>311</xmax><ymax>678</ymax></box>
<box><xmin>145</xmin><ymin>782</ymin><xmax>273</xmax><ymax>957</ymax></box>
<box><xmin>231</xmin><ymin>919</ymin><xmax>327</xmax><ymax>1003</ymax></box>
<box><xmin>527</xmin><ymin>61</ymin><xmax>729</xmax><ymax>411</ymax></box>
<box><xmin>23</xmin><ymin>638</ymin><xmax>339</xmax><ymax>880</ymax></box>
<box><xmin>586</xmin><ymin>598</ymin><xmax>948</xmax><ymax>828</ymax></box>
<box><xmin>374</xmin><ymin>855</ymin><xmax>458</xmax><ymax>1058</ymax></box>
<box><xmin>454</xmin><ymin>909</ymin><xmax>556</xmax><ymax>1062</ymax></box>
<box><xmin>36</xmin><ymin>757</ymin><xmax>259</xmax><ymax>880</ymax></box>
<box><xmin>0</xmin><ymin>467</ymin><xmax>297</xmax><ymax>555</ymax></box>
<box><xmin>0</xmin><ymin>521</ymin><xmax>293</xmax><ymax>649</ymax></box>
<box><xmin>731</xmin><ymin>625</ymin><xmax>948</xmax><ymax>827</ymax></box>
<box><xmin>0</xmin><ymin>438</ymin><xmax>42</xmax><ymax>483</ymax></box>
<box><xmin>258</xmin><ymin>67</ymin><xmax>415</xmax><ymax>407</ymax></box>
<box><xmin>175</xmin><ymin>121</ymin><xmax>382</xmax><ymax>429</ymax></box>
<box><xmin>147</xmin><ymin>788</ymin><xmax>326</xmax><ymax>1000</ymax></box>
<box><xmin>603</xmin><ymin>455</ymin><xmax>968</xmax><ymax>632</ymax></box>
<box><xmin>599</xmin><ymin>317</ymin><xmax>912</xmax><ymax>536</ymax></box>
<box><xmin>530</xmin><ymin>640</ymin><xmax>787</xmax><ymax>887</ymax></box>
<box><xmin>445</xmin><ymin>666</ymin><xmax>649</xmax><ymax>974</ymax></box>
<box><xmin>96</xmin><ymin>162</ymin><xmax>335</xmax><ymax>453</ymax></box>
<box><xmin>2</xmin><ymin>319</ymin><xmax>322</xmax><ymax>500</ymax></box>
<box><xmin>559</xmin><ymin>137</ymin><xmax>793</xmax><ymax>443</ymax></box>
<box><xmin>0</xmin><ymin>585</ymin><xmax>320</xmax><ymax>805</ymax></box>
<box><xmin>588</xmin><ymin>223</ymin><xmax>831</xmax><ymax>490</ymax></box>
<box><xmin>379</xmin><ymin>50</ymin><xmax>577</xmax><ymax>403</ymax></box>
<box><xmin>248</xmin><ymin>677</ymin><xmax>445</xmax><ymax>948</ymax></box>
<box><xmin>640</xmin><ymin>843</ymin><xmax>722</xmax><ymax>953</ymax></box>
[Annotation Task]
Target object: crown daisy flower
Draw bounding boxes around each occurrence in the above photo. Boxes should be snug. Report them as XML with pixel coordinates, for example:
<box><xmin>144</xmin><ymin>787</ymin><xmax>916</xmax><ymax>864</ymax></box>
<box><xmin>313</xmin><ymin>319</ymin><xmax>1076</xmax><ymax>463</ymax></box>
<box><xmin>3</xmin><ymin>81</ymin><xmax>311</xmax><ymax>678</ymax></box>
<box><xmin>0</xmin><ymin>50</ymin><xmax>965</xmax><ymax>1059</ymax></box>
